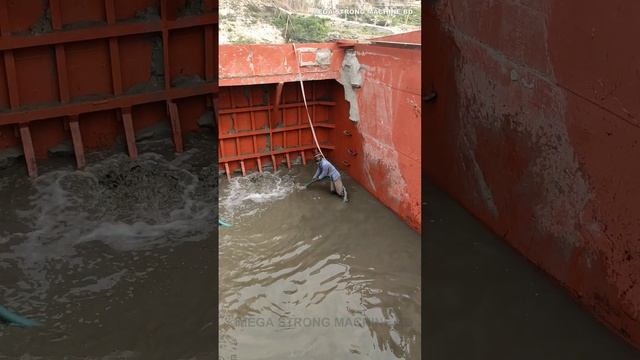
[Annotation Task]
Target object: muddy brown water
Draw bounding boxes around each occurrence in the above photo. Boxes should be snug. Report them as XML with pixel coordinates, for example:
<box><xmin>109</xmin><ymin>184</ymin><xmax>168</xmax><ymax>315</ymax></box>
<box><xmin>423</xmin><ymin>178</ymin><xmax>640</xmax><ymax>359</ymax></box>
<box><xmin>219</xmin><ymin>165</ymin><xmax>421</xmax><ymax>360</ymax></box>
<box><xmin>0</xmin><ymin>133</ymin><xmax>216</xmax><ymax>359</ymax></box>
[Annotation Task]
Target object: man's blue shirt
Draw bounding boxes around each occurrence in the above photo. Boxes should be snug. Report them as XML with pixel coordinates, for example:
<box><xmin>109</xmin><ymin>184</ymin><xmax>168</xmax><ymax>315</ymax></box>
<box><xmin>314</xmin><ymin>158</ymin><xmax>340</xmax><ymax>181</ymax></box>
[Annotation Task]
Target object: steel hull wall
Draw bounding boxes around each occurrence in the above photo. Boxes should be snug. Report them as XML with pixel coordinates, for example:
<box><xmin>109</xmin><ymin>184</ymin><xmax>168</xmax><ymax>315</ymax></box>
<box><xmin>333</xmin><ymin>36</ymin><xmax>422</xmax><ymax>232</ymax></box>
<box><xmin>0</xmin><ymin>0</ymin><xmax>218</xmax><ymax>176</ymax></box>
<box><xmin>425</xmin><ymin>1</ymin><xmax>640</xmax><ymax>348</ymax></box>
<box><xmin>217</xmin><ymin>81</ymin><xmax>336</xmax><ymax>177</ymax></box>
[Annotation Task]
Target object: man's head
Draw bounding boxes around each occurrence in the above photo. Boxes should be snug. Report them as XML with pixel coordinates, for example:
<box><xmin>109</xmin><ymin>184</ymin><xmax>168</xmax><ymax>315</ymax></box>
<box><xmin>313</xmin><ymin>152</ymin><xmax>323</xmax><ymax>163</ymax></box>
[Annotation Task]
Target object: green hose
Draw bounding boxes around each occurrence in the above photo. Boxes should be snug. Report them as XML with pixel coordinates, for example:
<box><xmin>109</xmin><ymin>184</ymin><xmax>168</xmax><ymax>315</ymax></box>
<box><xmin>0</xmin><ymin>305</ymin><xmax>40</xmax><ymax>327</ymax></box>
<box><xmin>218</xmin><ymin>218</ymin><xmax>231</xmax><ymax>227</ymax></box>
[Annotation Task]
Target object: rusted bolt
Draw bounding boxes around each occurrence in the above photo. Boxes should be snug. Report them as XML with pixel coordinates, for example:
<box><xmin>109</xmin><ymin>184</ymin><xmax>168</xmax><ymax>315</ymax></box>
<box><xmin>347</xmin><ymin>148</ymin><xmax>358</xmax><ymax>156</ymax></box>
<box><xmin>343</xmin><ymin>130</ymin><xmax>352</xmax><ymax>136</ymax></box>
<box><xmin>342</xmin><ymin>160</ymin><xmax>351</xmax><ymax>167</ymax></box>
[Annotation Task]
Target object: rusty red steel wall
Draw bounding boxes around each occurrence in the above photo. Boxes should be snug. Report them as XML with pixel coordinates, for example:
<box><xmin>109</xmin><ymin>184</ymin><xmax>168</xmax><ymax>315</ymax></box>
<box><xmin>218</xmin><ymin>43</ymin><xmax>343</xmax><ymax>177</ymax></box>
<box><xmin>217</xmin><ymin>81</ymin><xmax>336</xmax><ymax>178</ymax></box>
<box><xmin>0</xmin><ymin>0</ymin><xmax>218</xmax><ymax>177</ymax></box>
<box><xmin>219</xmin><ymin>40</ymin><xmax>422</xmax><ymax>233</ymax></box>
<box><xmin>425</xmin><ymin>1</ymin><xmax>640</xmax><ymax>348</ymax></box>
<box><xmin>219</xmin><ymin>43</ymin><xmax>343</xmax><ymax>86</ymax></box>
<box><xmin>333</xmin><ymin>31</ymin><xmax>421</xmax><ymax>232</ymax></box>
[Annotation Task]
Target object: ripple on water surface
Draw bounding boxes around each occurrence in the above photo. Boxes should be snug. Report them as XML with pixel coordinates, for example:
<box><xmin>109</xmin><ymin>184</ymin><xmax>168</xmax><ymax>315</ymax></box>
<box><xmin>219</xmin><ymin>166</ymin><xmax>421</xmax><ymax>360</ymax></box>
<box><xmin>0</xmin><ymin>139</ymin><xmax>215</xmax><ymax>355</ymax></box>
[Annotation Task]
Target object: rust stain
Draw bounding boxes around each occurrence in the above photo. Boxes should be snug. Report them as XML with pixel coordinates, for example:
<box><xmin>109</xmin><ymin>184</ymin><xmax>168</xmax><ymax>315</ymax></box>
<box><xmin>0</xmin><ymin>0</ymin><xmax>218</xmax><ymax>176</ymax></box>
<box><xmin>425</xmin><ymin>0</ymin><xmax>640</xmax><ymax>349</ymax></box>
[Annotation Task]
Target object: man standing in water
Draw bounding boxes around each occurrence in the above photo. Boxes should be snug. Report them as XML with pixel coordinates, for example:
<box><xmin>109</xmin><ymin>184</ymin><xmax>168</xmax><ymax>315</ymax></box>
<box><xmin>307</xmin><ymin>152</ymin><xmax>348</xmax><ymax>202</ymax></box>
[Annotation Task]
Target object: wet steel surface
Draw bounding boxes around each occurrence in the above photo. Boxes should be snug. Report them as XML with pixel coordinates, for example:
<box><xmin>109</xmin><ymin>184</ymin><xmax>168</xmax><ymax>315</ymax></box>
<box><xmin>0</xmin><ymin>133</ymin><xmax>215</xmax><ymax>359</ymax></box>
<box><xmin>219</xmin><ymin>165</ymin><xmax>421</xmax><ymax>360</ymax></box>
<box><xmin>423</xmin><ymin>179</ymin><xmax>640</xmax><ymax>359</ymax></box>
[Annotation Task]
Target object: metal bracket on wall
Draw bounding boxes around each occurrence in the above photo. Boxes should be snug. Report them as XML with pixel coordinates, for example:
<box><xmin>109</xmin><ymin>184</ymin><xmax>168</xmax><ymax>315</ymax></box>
<box><xmin>166</xmin><ymin>101</ymin><xmax>183</xmax><ymax>153</ymax></box>
<box><xmin>68</xmin><ymin>115</ymin><xmax>85</xmax><ymax>169</ymax></box>
<box><xmin>120</xmin><ymin>107</ymin><xmax>137</xmax><ymax>160</ymax></box>
<box><xmin>18</xmin><ymin>124</ymin><xmax>37</xmax><ymax>178</ymax></box>
<box><xmin>295</xmin><ymin>47</ymin><xmax>332</xmax><ymax>67</ymax></box>
<box><xmin>423</xmin><ymin>91</ymin><xmax>437</xmax><ymax>103</ymax></box>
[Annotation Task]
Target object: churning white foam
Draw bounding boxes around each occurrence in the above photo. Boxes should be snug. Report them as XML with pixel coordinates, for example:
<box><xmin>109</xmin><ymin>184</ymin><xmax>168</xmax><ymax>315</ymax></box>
<box><xmin>0</xmin><ymin>149</ymin><xmax>214</xmax><ymax>315</ymax></box>
<box><xmin>220</xmin><ymin>171</ymin><xmax>302</xmax><ymax>221</ymax></box>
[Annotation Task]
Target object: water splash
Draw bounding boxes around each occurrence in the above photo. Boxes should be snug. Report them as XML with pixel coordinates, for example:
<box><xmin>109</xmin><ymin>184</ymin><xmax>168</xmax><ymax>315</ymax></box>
<box><xmin>220</xmin><ymin>171</ymin><xmax>303</xmax><ymax>221</ymax></box>
<box><xmin>0</xmin><ymin>148</ymin><xmax>214</xmax><ymax>322</ymax></box>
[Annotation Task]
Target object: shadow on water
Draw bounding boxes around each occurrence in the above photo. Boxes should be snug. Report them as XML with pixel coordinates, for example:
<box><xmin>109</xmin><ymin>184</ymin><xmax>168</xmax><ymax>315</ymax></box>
<box><xmin>0</xmin><ymin>132</ymin><xmax>216</xmax><ymax>359</ymax></box>
<box><xmin>219</xmin><ymin>165</ymin><xmax>421</xmax><ymax>360</ymax></box>
<box><xmin>423</xmin><ymin>177</ymin><xmax>640</xmax><ymax>359</ymax></box>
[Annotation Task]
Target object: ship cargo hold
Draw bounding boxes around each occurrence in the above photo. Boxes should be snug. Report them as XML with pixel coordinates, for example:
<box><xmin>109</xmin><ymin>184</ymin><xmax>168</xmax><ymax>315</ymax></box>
<box><xmin>218</xmin><ymin>31</ymin><xmax>422</xmax><ymax>232</ymax></box>
<box><xmin>217</xmin><ymin>31</ymin><xmax>422</xmax><ymax>359</ymax></box>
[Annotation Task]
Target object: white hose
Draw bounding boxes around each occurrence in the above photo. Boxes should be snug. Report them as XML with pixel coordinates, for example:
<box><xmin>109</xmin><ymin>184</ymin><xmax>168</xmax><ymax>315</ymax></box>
<box><xmin>292</xmin><ymin>43</ymin><xmax>325</xmax><ymax>159</ymax></box>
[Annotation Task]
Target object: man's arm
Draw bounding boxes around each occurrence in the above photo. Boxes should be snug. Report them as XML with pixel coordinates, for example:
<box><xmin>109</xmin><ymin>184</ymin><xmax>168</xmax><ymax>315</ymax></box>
<box><xmin>316</xmin><ymin>163</ymin><xmax>329</xmax><ymax>180</ymax></box>
<box><xmin>306</xmin><ymin>165</ymin><xmax>326</xmax><ymax>188</ymax></box>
